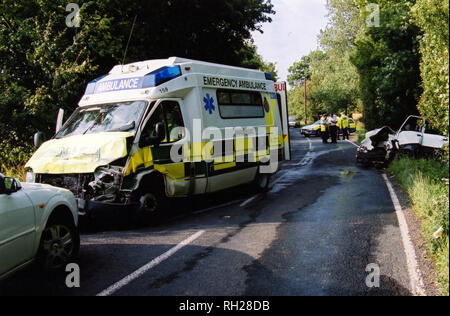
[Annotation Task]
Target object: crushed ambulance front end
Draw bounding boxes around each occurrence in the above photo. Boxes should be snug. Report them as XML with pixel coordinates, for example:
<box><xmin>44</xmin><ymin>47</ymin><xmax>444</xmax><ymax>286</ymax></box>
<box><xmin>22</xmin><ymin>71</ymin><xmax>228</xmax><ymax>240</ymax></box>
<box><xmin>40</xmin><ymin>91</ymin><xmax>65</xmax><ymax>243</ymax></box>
<box><xmin>25</xmin><ymin>131</ymin><xmax>141</xmax><ymax>216</ymax></box>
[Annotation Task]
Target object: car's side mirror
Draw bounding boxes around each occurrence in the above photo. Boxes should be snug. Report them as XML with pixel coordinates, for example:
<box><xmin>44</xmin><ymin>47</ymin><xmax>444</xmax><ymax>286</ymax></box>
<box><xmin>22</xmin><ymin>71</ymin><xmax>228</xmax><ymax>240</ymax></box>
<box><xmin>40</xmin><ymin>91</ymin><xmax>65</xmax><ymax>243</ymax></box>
<box><xmin>34</xmin><ymin>132</ymin><xmax>45</xmax><ymax>148</ymax></box>
<box><xmin>2</xmin><ymin>177</ymin><xmax>21</xmax><ymax>195</ymax></box>
<box><xmin>140</xmin><ymin>122</ymin><xmax>166</xmax><ymax>148</ymax></box>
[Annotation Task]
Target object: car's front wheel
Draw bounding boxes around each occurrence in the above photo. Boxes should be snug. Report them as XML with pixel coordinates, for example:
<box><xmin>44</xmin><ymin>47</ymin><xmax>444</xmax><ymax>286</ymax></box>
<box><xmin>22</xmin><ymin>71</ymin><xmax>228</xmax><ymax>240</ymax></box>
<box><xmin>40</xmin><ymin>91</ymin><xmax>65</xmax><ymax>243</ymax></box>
<box><xmin>37</xmin><ymin>217</ymin><xmax>79</xmax><ymax>270</ymax></box>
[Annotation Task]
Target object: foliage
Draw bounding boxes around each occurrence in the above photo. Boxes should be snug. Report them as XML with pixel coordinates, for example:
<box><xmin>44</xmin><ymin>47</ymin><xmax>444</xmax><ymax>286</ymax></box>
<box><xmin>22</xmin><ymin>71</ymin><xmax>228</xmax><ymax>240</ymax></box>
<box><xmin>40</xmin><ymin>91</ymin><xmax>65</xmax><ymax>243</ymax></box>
<box><xmin>412</xmin><ymin>0</ymin><xmax>449</xmax><ymax>137</ymax></box>
<box><xmin>388</xmin><ymin>156</ymin><xmax>449</xmax><ymax>295</ymax></box>
<box><xmin>0</xmin><ymin>0</ymin><xmax>275</xmax><ymax>168</ymax></box>
<box><xmin>351</xmin><ymin>0</ymin><xmax>423</xmax><ymax>131</ymax></box>
<box><xmin>241</xmin><ymin>43</ymin><xmax>278</xmax><ymax>81</ymax></box>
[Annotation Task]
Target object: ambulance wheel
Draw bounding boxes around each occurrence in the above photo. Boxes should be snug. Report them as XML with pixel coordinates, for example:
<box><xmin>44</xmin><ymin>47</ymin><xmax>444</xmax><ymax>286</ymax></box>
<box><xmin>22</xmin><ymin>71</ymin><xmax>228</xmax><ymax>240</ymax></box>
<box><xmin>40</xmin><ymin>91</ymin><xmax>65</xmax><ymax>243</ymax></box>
<box><xmin>254</xmin><ymin>172</ymin><xmax>271</xmax><ymax>193</ymax></box>
<box><xmin>133</xmin><ymin>184</ymin><xmax>168</xmax><ymax>226</ymax></box>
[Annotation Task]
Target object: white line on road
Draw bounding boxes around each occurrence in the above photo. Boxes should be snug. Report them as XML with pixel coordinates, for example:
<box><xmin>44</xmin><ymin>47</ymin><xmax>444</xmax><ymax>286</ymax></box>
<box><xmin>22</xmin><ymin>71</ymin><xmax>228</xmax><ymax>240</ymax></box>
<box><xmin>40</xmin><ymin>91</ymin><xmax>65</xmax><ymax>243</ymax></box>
<box><xmin>271</xmin><ymin>173</ymin><xmax>288</xmax><ymax>186</ymax></box>
<box><xmin>97</xmin><ymin>230</ymin><xmax>205</xmax><ymax>296</ymax></box>
<box><xmin>345</xmin><ymin>140</ymin><xmax>360</xmax><ymax>148</ymax></box>
<box><xmin>382</xmin><ymin>174</ymin><xmax>426</xmax><ymax>296</ymax></box>
<box><xmin>240</xmin><ymin>195</ymin><xmax>259</xmax><ymax>207</ymax></box>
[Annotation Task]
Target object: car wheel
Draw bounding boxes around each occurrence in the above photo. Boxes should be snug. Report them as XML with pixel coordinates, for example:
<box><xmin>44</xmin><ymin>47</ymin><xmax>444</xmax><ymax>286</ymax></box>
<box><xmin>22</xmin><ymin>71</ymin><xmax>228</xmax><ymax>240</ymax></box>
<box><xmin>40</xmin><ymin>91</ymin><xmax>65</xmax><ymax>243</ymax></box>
<box><xmin>37</xmin><ymin>217</ymin><xmax>79</xmax><ymax>270</ymax></box>
<box><xmin>254</xmin><ymin>172</ymin><xmax>271</xmax><ymax>193</ymax></box>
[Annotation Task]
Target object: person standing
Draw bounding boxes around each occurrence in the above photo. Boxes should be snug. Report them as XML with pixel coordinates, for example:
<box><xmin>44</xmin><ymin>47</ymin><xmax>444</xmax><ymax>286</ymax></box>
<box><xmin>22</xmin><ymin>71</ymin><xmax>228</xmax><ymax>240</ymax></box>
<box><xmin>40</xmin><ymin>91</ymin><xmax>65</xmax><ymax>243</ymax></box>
<box><xmin>340</xmin><ymin>112</ymin><xmax>350</xmax><ymax>140</ymax></box>
<box><xmin>329</xmin><ymin>113</ymin><xmax>339</xmax><ymax>144</ymax></box>
<box><xmin>320</xmin><ymin>114</ymin><xmax>329</xmax><ymax>144</ymax></box>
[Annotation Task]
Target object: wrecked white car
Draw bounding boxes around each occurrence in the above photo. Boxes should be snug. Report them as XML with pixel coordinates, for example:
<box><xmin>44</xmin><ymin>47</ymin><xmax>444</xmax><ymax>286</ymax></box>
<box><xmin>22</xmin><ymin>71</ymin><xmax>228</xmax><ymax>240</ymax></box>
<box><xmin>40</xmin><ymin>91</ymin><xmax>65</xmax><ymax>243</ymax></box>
<box><xmin>356</xmin><ymin>126</ymin><xmax>397</xmax><ymax>167</ymax></box>
<box><xmin>357</xmin><ymin>116</ymin><xmax>448</xmax><ymax>167</ymax></box>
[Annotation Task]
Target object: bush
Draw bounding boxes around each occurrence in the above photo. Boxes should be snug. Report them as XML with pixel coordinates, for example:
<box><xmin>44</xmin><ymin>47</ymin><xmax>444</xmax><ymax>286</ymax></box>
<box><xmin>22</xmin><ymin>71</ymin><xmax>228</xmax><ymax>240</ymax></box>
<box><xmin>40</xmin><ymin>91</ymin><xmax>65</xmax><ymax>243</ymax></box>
<box><xmin>0</xmin><ymin>142</ymin><xmax>32</xmax><ymax>178</ymax></box>
<box><xmin>412</xmin><ymin>0</ymin><xmax>449</xmax><ymax>137</ymax></box>
<box><xmin>388</xmin><ymin>156</ymin><xmax>449</xmax><ymax>295</ymax></box>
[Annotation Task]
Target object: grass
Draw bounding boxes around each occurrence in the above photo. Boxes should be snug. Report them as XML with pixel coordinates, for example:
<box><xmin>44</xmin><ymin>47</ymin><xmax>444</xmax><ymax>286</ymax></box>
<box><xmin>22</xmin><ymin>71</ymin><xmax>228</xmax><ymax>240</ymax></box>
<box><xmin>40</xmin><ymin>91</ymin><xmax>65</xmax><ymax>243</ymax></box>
<box><xmin>356</xmin><ymin>122</ymin><xmax>367</xmax><ymax>143</ymax></box>
<box><xmin>388</xmin><ymin>156</ymin><xmax>449</xmax><ymax>295</ymax></box>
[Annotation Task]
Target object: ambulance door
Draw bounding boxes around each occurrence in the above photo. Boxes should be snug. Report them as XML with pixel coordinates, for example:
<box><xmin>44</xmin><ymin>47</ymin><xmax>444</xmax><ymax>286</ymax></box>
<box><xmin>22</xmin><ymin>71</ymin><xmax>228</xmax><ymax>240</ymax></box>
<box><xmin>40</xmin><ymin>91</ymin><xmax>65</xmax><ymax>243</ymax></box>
<box><xmin>139</xmin><ymin>99</ymin><xmax>190</xmax><ymax>196</ymax></box>
<box><xmin>275</xmin><ymin>82</ymin><xmax>291</xmax><ymax>161</ymax></box>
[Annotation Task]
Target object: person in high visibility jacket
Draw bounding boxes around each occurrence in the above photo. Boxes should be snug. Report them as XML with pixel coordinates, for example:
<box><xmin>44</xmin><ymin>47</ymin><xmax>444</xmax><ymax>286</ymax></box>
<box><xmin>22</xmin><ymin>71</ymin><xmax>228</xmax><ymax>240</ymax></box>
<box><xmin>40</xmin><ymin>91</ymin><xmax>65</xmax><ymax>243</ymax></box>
<box><xmin>340</xmin><ymin>112</ymin><xmax>350</xmax><ymax>140</ymax></box>
<box><xmin>320</xmin><ymin>114</ymin><xmax>329</xmax><ymax>144</ymax></box>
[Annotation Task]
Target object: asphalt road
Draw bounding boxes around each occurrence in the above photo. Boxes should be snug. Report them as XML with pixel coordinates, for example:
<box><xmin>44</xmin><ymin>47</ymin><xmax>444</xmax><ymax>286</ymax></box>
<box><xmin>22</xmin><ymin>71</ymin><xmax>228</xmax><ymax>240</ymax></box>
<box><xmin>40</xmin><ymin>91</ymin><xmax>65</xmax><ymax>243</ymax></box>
<box><xmin>0</xmin><ymin>129</ymin><xmax>412</xmax><ymax>296</ymax></box>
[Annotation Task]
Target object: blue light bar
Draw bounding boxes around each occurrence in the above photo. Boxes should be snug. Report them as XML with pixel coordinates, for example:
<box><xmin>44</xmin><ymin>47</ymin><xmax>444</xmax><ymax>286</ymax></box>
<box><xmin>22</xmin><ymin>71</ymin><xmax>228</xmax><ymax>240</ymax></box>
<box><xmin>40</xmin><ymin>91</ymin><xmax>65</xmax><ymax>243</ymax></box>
<box><xmin>265</xmin><ymin>72</ymin><xmax>274</xmax><ymax>81</ymax></box>
<box><xmin>142</xmin><ymin>66</ymin><xmax>182</xmax><ymax>88</ymax></box>
<box><xmin>85</xmin><ymin>75</ymin><xmax>107</xmax><ymax>95</ymax></box>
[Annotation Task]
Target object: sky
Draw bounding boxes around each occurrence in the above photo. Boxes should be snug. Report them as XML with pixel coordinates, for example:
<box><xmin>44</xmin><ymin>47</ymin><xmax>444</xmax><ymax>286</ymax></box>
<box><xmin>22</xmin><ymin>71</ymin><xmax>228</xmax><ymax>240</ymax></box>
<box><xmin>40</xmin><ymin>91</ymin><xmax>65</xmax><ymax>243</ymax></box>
<box><xmin>251</xmin><ymin>0</ymin><xmax>329</xmax><ymax>84</ymax></box>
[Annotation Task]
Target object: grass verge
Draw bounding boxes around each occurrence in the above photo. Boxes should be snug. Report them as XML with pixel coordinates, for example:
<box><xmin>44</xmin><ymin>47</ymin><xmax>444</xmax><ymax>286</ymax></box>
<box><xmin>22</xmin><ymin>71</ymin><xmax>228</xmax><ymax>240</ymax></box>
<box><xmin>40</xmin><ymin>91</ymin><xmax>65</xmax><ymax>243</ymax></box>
<box><xmin>388</xmin><ymin>156</ymin><xmax>449</xmax><ymax>295</ymax></box>
<box><xmin>356</xmin><ymin>122</ymin><xmax>366</xmax><ymax>143</ymax></box>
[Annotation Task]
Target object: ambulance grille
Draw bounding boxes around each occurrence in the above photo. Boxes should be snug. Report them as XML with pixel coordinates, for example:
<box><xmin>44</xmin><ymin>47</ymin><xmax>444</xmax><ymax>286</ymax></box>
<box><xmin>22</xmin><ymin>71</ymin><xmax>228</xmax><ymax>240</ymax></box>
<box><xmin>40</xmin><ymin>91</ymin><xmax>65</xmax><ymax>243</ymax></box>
<box><xmin>39</xmin><ymin>174</ymin><xmax>94</xmax><ymax>198</ymax></box>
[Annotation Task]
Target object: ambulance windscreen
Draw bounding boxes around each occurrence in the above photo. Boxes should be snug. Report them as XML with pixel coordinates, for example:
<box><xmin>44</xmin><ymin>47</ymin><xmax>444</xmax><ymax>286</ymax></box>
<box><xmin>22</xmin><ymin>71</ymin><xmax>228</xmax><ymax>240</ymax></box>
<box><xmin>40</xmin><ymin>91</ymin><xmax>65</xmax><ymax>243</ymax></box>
<box><xmin>56</xmin><ymin>101</ymin><xmax>147</xmax><ymax>138</ymax></box>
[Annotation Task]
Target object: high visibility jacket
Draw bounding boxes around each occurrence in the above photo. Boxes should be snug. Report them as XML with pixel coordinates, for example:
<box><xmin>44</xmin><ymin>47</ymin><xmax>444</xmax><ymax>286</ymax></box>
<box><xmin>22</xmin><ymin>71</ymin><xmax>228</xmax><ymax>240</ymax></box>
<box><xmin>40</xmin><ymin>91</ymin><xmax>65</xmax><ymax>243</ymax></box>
<box><xmin>320</xmin><ymin>117</ymin><xmax>328</xmax><ymax>132</ymax></box>
<box><xmin>340</xmin><ymin>116</ymin><xmax>349</xmax><ymax>129</ymax></box>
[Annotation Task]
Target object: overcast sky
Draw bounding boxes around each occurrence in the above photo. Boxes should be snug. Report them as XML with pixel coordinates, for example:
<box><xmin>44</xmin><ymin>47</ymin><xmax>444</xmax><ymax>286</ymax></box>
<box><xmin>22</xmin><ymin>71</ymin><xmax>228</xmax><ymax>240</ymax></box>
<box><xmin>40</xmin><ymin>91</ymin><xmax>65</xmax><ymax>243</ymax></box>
<box><xmin>251</xmin><ymin>0</ymin><xmax>329</xmax><ymax>84</ymax></box>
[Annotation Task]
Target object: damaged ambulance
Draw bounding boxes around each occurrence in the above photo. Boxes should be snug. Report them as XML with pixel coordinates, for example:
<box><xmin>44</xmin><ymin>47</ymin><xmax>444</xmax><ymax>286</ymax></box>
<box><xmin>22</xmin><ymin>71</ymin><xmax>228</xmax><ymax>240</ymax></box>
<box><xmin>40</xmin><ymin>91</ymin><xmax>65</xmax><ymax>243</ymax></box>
<box><xmin>24</xmin><ymin>57</ymin><xmax>291</xmax><ymax>222</ymax></box>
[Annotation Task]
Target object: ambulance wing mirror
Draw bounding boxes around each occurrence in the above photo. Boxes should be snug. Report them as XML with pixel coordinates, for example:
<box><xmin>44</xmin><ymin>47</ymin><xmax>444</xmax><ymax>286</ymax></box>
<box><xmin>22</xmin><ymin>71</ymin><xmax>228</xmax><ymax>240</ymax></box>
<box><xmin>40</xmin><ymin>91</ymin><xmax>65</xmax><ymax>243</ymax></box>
<box><xmin>56</xmin><ymin>108</ymin><xmax>64</xmax><ymax>133</ymax></box>
<box><xmin>34</xmin><ymin>132</ymin><xmax>45</xmax><ymax>148</ymax></box>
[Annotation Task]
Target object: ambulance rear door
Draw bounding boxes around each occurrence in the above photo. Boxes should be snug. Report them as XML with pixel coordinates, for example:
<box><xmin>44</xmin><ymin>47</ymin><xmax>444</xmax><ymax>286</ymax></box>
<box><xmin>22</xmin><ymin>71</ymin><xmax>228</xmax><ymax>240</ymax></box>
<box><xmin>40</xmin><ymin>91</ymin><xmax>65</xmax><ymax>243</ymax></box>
<box><xmin>275</xmin><ymin>81</ymin><xmax>291</xmax><ymax>161</ymax></box>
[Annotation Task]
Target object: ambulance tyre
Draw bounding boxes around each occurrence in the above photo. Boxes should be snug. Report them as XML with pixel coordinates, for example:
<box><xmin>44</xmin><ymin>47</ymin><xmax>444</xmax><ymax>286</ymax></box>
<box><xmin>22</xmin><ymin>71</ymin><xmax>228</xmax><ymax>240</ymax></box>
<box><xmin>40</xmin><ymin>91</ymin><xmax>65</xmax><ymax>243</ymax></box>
<box><xmin>133</xmin><ymin>177</ymin><xmax>167</xmax><ymax>226</ymax></box>
<box><xmin>254</xmin><ymin>172</ymin><xmax>271</xmax><ymax>193</ymax></box>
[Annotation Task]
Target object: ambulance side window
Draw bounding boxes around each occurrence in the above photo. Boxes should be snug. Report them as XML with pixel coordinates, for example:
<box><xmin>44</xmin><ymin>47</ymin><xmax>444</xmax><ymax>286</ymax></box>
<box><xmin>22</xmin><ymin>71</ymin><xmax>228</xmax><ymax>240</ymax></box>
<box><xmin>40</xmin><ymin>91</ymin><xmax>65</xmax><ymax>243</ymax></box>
<box><xmin>162</xmin><ymin>101</ymin><xmax>185</xmax><ymax>143</ymax></box>
<box><xmin>141</xmin><ymin>106</ymin><xmax>166</xmax><ymax>146</ymax></box>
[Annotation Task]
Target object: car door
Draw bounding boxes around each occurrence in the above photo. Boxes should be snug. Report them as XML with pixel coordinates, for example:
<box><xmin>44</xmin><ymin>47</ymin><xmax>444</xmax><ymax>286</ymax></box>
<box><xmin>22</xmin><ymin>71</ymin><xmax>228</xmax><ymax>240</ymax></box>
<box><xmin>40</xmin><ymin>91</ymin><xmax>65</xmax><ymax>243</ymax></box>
<box><xmin>421</xmin><ymin>124</ymin><xmax>448</xmax><ymax>149</ymax></box>
<box><xmin>0</xmin><ymin>187</ymin><xmax>36</xmax><ymax>277</ymax></box>
<box><xmin>396</xmin><ymin>116</ymin><xmax>424</xmax><ymax>147</ymax></box>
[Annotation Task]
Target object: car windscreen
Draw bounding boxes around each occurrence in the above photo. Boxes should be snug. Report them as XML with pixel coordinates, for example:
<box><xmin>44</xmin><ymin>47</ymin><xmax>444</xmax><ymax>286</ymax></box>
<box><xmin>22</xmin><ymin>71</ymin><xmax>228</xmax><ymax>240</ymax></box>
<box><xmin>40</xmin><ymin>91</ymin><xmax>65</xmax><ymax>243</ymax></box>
<box><xmin>56</xmin><ymin>101</ymin><xmax>148</xmax><ymax>139</ymax></box>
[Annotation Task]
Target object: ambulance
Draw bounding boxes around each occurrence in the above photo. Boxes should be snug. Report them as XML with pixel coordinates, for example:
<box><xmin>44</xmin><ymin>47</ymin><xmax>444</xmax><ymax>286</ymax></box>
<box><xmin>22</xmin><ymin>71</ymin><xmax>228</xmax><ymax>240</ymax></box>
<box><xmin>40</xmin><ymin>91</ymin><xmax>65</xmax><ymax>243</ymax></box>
<box><xmin>25</xmin><ymin>57</ymin><xmax>291</xmax><ymax>221</ymax></box>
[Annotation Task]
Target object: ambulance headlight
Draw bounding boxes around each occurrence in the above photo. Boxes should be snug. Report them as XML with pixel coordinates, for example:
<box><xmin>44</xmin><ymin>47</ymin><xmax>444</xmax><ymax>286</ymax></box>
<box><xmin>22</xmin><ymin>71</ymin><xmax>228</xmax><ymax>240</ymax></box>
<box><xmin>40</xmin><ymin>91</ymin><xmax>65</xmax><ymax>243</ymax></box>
<box><xmin>25</xmin><ymin>170</ymin><xmax>35</xmax><ymax>183</ymax></box>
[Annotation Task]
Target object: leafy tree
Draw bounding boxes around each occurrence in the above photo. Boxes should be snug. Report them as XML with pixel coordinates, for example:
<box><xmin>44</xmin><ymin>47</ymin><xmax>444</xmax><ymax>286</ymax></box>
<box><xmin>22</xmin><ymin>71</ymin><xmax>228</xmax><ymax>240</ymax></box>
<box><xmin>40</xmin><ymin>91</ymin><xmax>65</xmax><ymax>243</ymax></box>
<box><xmin>240</xmin><ymin>43</ymin><xmax>278</xmax><ymax>81</ymax></box>
<box><xmin>351</xmin><ymin>0</ymin><xmax>422</xmax><ymax>131</ymax></box>
<box><xmin>412</xmin><ymin>0</ymin><xmax>449</xmax><ymax>137</ymax></box>
<box><xmin>0</xmin><ymin>0</ymin><xmax>275</xmax><ymax>169</ymax></box>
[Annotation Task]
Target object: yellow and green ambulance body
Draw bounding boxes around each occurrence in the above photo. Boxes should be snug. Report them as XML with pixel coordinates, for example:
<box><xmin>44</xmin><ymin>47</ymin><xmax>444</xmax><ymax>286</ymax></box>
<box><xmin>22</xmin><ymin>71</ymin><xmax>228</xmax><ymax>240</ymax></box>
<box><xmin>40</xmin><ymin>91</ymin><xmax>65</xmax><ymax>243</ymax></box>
<box><xmin>25</xmin><ymin>57</ymin><xmax>291</xmax><ymax>217</ymax></box>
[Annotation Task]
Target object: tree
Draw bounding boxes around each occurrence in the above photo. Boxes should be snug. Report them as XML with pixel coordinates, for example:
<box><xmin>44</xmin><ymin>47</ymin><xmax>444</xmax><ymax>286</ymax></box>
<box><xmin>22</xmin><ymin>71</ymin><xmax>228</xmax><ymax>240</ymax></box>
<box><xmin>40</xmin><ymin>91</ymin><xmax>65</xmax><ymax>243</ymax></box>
<box><xmin>351</xmin><ymin>0</ymin><xmax>422</xmax><ymax>131</ymax></box>
<box><xmin>412</xmin><ymin>0</ymin><xmax>449</xmax><ymax>137</ymax></box>
<box><xmin>0</xmin><ymin>0</ymin><xmax>275</xmax><ymax>168</ymax></box>
<box><xmin>240</xmin><ymin>43</ymin><xmax>279</xmax><ymax>81</ymax></box>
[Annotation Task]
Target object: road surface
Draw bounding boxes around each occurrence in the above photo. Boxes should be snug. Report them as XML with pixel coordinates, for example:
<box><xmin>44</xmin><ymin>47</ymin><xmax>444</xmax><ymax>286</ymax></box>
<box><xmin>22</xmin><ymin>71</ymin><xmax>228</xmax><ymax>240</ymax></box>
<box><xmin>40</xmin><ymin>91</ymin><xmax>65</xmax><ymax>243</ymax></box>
<box><xmin>0</xmin><ymin>130</ymin><xmax>413</xmax><ymax>296</ymax></box>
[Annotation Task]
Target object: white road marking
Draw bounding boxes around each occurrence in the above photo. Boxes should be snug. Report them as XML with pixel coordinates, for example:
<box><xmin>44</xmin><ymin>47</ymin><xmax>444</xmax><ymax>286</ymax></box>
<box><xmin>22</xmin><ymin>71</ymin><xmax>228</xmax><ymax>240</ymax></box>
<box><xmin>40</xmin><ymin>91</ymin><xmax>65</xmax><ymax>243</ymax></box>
<box><xmin>97</xmin><ymin>230</ymin><xmax>205</xmax><ymax>296</ymax></box>
<box><xmin>240</xmin><ymin>195</ymin><xmax>259</xmax><ymax>207</ymax></box>
<box><xmin>271</xmin><ymin>173</ymin><xmax>288</xmax><ymax>186</ymax></box>
<box><xmin>382</xmin><ymin>174</ymin><xmax>426</xmax><ymax>296</ymax></box>
<box><xmin>293</xmin><ymin>137</ymin><xmax>314</xmax><ymax>166</ymax></box>
<box><xmin>346</xmin><ymin>140</ymin><xmax>360</xmax><ymax>148</ymax></box>
<box><xmin>307</xmin><ymin>137</ymin><xmax>312</xmax><ymax>151</ymax></box>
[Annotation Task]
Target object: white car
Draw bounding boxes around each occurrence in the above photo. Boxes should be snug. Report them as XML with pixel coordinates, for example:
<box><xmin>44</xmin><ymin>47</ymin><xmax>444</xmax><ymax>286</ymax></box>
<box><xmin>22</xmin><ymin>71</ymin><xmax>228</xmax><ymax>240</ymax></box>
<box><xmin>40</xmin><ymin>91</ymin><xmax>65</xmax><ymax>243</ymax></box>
<box><xmin>289</xmin><ymin>117</ymin><xmax>297</xmax><ymax>128</ymax></box>
<box><xmin>0</xmin><ymin>174</ymin><xmax>80</xmax><ymax>280</ymax></box>
<box><xmin>395</xmin><ymin>115</ymin><xmax>448</xmax><ymax>152</ymax></box>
